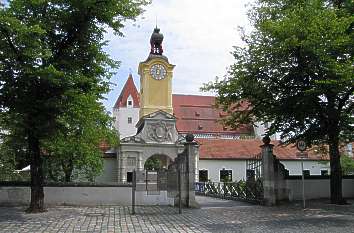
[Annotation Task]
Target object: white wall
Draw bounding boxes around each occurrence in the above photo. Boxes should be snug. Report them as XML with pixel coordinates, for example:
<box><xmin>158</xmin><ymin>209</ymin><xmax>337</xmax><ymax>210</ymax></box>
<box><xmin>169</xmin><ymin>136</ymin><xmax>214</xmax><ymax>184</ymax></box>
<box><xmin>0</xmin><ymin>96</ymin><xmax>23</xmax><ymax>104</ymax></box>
<box><xmin>0</xmin><ymin>186</ymin><xmax>175</xmax><ymax>206</ymax></box>
<box><xmin>281</xmin><ymin>160</ymin><xmax>330</xmax><ymax>175</ymax></box>
<box><xmin>95</xmin><ymin>158</ymin><xmax>117</xmax><ymax>183</ymax></box>
<box><xmin>198</xmin><ymin>159</ymin><xmax>330</xmax><ymax>182</ymax></box>
<box><xmin>0</xmin><ymin>186</ymin><xmax>132</xmax><ymax>206</ymax></box>
<box><xmin>113</xmin><ymin>106</ymin><xmax>139</xmax><ymax>139</ymax></box>
<box><xmin>286</xmin><ymin>178</ymin><xmax>354</xmax><ymax>200</ymax></box>
<box><xmin>198</xmin><ymin>160</ymin><xmax>247</xmax><ymax>182</ymax></box>
<box><xmin>135</xmin><ymin>191</ymin><xmax>174</xmax><ymax>205</ymax></box>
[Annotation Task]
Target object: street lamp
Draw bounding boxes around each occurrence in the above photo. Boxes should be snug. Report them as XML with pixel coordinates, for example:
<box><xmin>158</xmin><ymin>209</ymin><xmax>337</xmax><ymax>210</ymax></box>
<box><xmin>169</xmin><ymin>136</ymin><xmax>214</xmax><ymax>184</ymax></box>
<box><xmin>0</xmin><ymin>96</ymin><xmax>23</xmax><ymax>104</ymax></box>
<box><xmin>296</xmin><ymin>140</ymin><xmax>308</xmax><ymax>209</ymax></box>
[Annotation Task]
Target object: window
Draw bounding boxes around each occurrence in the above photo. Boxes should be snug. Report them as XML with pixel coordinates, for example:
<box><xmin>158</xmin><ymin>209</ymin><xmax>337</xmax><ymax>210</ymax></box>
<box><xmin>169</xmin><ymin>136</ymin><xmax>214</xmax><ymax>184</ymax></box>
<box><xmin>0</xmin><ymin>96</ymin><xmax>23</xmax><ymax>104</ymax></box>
<box><xmin>246</xmin><ymin>169</ymin><xmax>255</xmax><ymax>181</ymax></box>
<box><xmin>127</xmin><ymin>157</ymin><xmax>136</xmax><ymax>166</ymax></box>
<box><xmin>303</xmin><ymin>170</ymin><xmax>310</xmax><ymax>176</ymax></box>
<box><xmin>220</xmin><ymin>169</ymin><xmax>232</xmax><ymax>182</ymax></box>
<box><xmin>128</xmin><ymin>117</ymin><xmax>132</xmax><ymax>124</ymax></box>
<box><xmin>126</xmin><ymin>172</ymin><xmax>133</xmax><ymax>183</ymax></box>
<box><xmin>199</xmin><ymin>170</ymin><xmax>208</xmax><ymax>182</ymax></box>
<box><xmin>127</xmin><ymin>100</ymin><xmax>133</xmax><ymax>106</ymax></box>
<box><xmin>321</xmin><ymin>170</ymin><xmax>329</xmax><ymax>176</ymax></box>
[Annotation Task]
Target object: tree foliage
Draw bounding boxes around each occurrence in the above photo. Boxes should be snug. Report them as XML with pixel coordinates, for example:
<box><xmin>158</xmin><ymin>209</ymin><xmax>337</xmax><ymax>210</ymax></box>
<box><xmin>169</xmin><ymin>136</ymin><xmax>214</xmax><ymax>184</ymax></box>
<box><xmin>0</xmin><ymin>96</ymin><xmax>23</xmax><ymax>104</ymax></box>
<box><xmin>43</xmin><ymin>94</ymin><xmax>118</xmax><ymax>183</ymax></box>
<box><xmin>341</xmin><ymin>154</ymin><xmax>354</xmax><ymax>175</ymax></box>
<box><xmin>0</xmin><ymin>0</ymin><xmax>148</xmax><ymax>212</ymax></box>
<box><xmin>0</xmin><ymin>135</ymin><xmax>27</xmax><ymax>181</ymax></box>
<box><xmin>144</xmin><ymin>156</ymin><xmax>161</xmax><ymax>171</ymax></box>
<box><xmin>203</xmin><ymin>0</ymin><xmax>353</xmax><ymax>204</ymax></box>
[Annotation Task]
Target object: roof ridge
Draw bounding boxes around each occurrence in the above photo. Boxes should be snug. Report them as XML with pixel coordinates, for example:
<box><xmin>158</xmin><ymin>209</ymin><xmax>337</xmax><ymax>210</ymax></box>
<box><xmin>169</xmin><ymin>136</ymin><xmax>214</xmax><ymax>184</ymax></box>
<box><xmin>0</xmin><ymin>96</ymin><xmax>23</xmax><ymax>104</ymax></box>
<box><xmin>172</xmin><ymin>93</ymin><xmax>215</xmax><ymax>98</ymax></box>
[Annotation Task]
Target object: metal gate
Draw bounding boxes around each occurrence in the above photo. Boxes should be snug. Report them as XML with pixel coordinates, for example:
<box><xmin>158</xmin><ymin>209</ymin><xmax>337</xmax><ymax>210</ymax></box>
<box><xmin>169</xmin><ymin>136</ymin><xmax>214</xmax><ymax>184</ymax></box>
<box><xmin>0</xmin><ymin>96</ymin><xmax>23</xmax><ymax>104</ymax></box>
<box><xmin>133</xmin><ymin>169</ymin><xmax>167</xmax><ymax>194</ymax></box>
<box><xmin>131</xmin><ymin>167</ymin><xmax>183</xmax><ymax>214</ymax></box>
<box><xmin>195</xmin><ymin>154</ymin><xmax>263</xmax><ymax>204</ymax></box>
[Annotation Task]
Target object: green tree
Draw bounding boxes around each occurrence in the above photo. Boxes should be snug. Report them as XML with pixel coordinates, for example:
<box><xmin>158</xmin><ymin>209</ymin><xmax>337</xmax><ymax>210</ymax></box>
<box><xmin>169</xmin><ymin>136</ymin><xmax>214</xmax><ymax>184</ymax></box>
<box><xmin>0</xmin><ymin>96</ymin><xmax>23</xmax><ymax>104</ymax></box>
<box><xmin>0</xmin><ymin>122</ymin><xmax>30</xmax><ymax>181</ymax></box>
<box><xmin>144</xmin><ymin>156</ymin><xmax>161</xmax><ymax>171</ymax></box>
<box><xmin>203</xmin><ymin>0</ymin><xmax>353</xmax><ymax>204</ymax></box>
<box><xmin>0</xmin><ymin>0</ymin><xmax>148</xmax><ymax>212</ymax></box>
<box><xmin>43</xmin><ymin>94</ymin><xmax>118</xmax><ymax>182</ymax></box>
<box><xmin>341</xmin><ymin>154</ymin><xmax>354</xmax><ymax>175</ymax></box>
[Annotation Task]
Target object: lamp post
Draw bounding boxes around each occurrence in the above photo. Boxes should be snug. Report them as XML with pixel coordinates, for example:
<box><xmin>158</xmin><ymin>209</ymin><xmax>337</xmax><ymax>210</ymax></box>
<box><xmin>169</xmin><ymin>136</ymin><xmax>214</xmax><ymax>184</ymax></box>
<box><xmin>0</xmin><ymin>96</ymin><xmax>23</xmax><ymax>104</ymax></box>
<box><xmin>296</xmin><ymin>140</ymin><xmax>307</xmax><ymax>209</ymax></box>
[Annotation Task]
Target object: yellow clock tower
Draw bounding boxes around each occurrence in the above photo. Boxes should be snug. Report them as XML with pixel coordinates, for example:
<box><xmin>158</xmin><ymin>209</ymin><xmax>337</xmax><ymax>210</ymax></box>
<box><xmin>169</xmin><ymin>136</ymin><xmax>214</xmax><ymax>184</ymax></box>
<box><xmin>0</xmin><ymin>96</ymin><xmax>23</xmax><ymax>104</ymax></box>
<box><xmin>138</xmin><ymin>27</ymin><xmax>175</xmax><ymax>118</ymax></box>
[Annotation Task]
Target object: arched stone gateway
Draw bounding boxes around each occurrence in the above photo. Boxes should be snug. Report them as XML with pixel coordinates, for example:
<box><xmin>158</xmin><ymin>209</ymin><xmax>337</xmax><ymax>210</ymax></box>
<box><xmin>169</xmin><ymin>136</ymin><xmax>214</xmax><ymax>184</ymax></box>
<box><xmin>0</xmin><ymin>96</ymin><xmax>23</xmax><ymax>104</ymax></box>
<box><xmin>144</xmin><ymin>154</ymin><xmax>172</xmax><ymax>170</ymax></box>
<box><xmin>117</xmin><ymin>110</ymin><xmax>188</xmax><ymax>183</ymax></box>
<box><xmin>117</xmin><ymin>110</ymin><xmax>199</xmax><ymax>208</ymax></box>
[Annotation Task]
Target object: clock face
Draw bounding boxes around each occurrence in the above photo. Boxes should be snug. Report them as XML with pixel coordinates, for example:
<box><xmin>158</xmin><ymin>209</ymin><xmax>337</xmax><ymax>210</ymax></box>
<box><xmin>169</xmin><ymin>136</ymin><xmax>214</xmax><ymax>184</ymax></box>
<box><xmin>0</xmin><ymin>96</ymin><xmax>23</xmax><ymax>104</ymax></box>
<box><xmin>150</xmin><ymin>64</ymin><xmax>167</xmax><ymax>80</ymax></box>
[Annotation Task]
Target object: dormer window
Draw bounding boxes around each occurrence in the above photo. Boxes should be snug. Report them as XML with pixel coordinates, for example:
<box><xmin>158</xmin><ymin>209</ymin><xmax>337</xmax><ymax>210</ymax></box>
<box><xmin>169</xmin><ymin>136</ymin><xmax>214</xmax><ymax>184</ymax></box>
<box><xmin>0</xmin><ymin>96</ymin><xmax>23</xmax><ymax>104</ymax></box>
<box><xmin>127</xmin><ymin>95</ymin><xmax>133</xmax><ymax>108</ymax></box>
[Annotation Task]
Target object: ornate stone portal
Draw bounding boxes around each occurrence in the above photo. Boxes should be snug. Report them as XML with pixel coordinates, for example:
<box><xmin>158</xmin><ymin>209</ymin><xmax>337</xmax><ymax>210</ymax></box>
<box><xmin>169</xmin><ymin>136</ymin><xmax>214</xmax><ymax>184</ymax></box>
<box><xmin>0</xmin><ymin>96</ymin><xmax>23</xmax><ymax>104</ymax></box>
<box><xmin>117</xmin><ymin>110</ymin><xmax>185</xmax><ymax>183</ymax></box>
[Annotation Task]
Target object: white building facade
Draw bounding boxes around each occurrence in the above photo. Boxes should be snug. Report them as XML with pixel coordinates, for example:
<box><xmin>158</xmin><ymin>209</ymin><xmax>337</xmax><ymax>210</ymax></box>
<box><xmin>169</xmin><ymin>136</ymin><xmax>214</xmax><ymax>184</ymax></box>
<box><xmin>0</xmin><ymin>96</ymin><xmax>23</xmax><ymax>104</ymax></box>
<box><xmin>113</xmin><ymin>74</ymin><xmax>140</xmax><ymax>139</ymax></box>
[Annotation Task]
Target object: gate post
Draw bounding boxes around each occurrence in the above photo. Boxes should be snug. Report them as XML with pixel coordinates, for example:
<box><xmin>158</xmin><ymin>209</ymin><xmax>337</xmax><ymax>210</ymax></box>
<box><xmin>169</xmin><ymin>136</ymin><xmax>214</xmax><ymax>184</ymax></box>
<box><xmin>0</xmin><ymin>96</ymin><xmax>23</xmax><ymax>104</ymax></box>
<box><xmin>184</xmin><ymin>134</ymin><xmax>200</xmax><ymax>208</ymax></box>
<box><xmin>132</xmin><ymin>169</ymin><xmax>136</xmax><ymax>214</ymax></box>
<box><xmin>261</xmin><ymin>136</ymin><xmax>276</xmax><ymax>206</ymax></box>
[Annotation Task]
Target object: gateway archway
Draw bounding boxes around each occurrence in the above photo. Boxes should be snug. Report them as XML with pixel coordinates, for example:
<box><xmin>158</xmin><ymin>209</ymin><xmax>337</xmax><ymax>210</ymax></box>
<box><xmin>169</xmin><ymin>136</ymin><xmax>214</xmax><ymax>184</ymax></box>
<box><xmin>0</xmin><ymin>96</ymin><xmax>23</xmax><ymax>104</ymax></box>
<box><xmin>117</xmin><ymin>111</ymin><xmax>185</xmax><ymax>183</ymax></box>
<box><xmin>144</xmin><ymin>154</ymin><xmax>173</xmax><ymax>171</ymax></box>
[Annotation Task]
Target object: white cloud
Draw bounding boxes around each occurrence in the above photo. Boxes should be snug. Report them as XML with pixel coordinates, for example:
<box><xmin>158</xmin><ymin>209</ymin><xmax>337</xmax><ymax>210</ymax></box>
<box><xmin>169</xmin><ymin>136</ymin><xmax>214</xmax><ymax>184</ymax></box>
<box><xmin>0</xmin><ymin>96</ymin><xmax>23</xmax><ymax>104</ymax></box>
<box><xmin>103</xmin><ymin>0</ymin><xmax>253</xmax><ymax>111</ymax></box>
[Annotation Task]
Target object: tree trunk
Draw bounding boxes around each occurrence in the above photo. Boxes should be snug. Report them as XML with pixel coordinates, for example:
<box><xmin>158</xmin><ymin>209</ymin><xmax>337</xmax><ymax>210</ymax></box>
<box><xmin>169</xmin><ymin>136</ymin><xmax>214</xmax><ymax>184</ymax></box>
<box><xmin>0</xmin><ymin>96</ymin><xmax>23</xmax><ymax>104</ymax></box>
<box><xmin>64</xmin><ymin>169</ymin><xmax>72</xmax><ymax>182</ymax></box>
<box><xmin>27</xmin><ymin>132</ymin><xmax>45</xmax><ymax>213</ymax></box>
<box><xmin>329</xmin><ymin>136</ymin><xmax>345</xmax><ymax>204</ymax></box>
<box><xmin>62</xmin><ymin>160</ymin><xmax>73</xmax><ymax>182</ymax></box>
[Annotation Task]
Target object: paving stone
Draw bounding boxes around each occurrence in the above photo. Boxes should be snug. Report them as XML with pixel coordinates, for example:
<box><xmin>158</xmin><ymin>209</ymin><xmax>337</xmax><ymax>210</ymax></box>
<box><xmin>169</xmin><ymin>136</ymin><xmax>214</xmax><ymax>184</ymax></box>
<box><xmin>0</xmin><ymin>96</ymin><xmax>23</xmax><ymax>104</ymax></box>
<box><xmin>0</xmin><ymin>196</ymin><xmax>354</xmax><ymax>232</ymax></box>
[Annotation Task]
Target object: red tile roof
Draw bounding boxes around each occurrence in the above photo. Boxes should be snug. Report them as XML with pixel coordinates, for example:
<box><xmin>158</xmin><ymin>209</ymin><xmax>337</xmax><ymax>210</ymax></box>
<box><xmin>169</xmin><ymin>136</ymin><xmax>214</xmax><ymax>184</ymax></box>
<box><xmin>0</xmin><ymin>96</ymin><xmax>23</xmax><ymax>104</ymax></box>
<box><xmin>197</xmin><ymin>138</ymin><xmax>327</xmax><ymax>161</ymax></box>
<box><xmin>113</xmin><ymin>76</ymin><xmax>253</xmax><ymax>135</ymax></box>
<box><xmin>172</xmin><ymin>94</ymin><xmax>253</xmax><ymax>135</ymax></box>
<box><xmin>114</xmin><ymin>74</ymin><xmax>140</xmax><ymax>108</ymax></box>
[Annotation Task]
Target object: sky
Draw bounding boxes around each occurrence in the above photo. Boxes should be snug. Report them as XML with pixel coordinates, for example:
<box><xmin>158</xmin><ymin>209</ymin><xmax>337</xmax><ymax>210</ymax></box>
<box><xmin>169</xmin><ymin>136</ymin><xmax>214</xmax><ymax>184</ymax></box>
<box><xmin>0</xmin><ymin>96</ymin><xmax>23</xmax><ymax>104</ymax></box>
<box><xmin>103</xmin><ymin>0</ymin><xmax>253</xmax><ymax>112</ymax></box>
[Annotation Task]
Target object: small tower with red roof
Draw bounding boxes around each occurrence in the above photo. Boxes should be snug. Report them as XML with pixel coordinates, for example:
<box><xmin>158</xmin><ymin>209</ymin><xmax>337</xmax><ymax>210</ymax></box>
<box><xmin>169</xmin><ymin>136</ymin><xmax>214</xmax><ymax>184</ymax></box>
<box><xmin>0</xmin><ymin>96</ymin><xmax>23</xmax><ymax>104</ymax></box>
<box><xmin>113</xmin><ymin>74</ymin><xmax>140</xmax><ymax>138</ymax></box>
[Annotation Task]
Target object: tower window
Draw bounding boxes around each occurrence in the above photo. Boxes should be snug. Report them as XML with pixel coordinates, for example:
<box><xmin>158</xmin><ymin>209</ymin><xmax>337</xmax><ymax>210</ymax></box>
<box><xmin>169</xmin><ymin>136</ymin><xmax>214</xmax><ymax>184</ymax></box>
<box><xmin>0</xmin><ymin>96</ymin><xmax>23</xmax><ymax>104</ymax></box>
<box><xmin>128</xmin><ymin>117</ymin><xmax>132</xmax><ymax>124</ymax></box>
<box><xmin>127</xmin><ymin>100</ymin><xmax>132</xmax><ymax>106</ymax></box>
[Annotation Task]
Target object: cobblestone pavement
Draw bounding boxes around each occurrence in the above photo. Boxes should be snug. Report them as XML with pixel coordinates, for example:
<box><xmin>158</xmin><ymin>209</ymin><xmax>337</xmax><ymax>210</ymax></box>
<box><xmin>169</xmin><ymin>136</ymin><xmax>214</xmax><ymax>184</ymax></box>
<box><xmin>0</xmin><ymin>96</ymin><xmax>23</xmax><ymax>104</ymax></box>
<box><xmin>1</xmin><ymin>196</ymin><xmax>354</xmax><ymax>233</ymax></box>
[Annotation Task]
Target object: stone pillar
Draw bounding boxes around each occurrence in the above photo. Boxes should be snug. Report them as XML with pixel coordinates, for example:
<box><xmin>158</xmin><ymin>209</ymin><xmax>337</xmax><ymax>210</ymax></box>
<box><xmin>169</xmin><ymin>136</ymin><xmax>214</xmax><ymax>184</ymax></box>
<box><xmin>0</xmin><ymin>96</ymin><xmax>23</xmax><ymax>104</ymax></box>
<box><xmin>195</xmin><ymin>146</ymin><xmax>199</xmax><ymax>183</ymax></box>
<box><xmin>117</xmin><ymin>150</ymin><xmax>122</xmax><ymax>183</ymax></box>
<box><xmin>184</xmin><ymin>134</ymin><xmax>199</xmax><ymax>208</ymax></box>
<box><xmin>117</xmin><ymin>150</ymin><xmax>127</xmax><ymax>183</ymax></box>
<box><xmin>137</xmin><ymin>152</ymin><xmax>143</xmax><ymax>171</ymax></box>
<box><xmin>261</xmin><ymin>136</ymin><xmax>276</xmax><ymax>206</ymax></box>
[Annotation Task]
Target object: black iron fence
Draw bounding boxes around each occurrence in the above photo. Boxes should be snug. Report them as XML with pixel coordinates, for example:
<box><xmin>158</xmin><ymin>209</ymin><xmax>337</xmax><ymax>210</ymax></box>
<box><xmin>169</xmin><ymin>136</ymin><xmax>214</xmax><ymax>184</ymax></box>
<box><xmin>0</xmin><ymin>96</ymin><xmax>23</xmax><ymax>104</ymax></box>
<box><xmin>195</xmin><ymin>180</ymin><xmax>263</xmax><ymax>204</ymax></box>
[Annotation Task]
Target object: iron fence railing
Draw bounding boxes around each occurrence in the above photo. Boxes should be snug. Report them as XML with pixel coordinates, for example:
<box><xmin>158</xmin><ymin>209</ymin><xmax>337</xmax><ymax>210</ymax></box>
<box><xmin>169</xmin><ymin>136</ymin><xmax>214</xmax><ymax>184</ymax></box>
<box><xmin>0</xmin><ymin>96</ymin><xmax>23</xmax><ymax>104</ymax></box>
<box><xmin>195</xmin><ymin>180</ymin><xmax>263</xmax><ymax>204</ymax></box>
